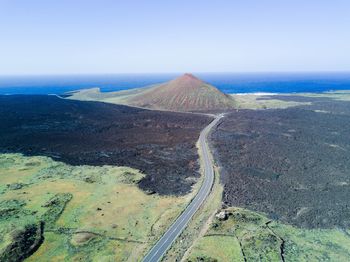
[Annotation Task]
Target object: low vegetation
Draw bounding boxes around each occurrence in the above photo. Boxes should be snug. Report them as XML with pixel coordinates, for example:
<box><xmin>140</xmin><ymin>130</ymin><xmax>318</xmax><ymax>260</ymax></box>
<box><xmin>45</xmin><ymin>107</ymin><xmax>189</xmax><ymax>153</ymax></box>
<box><xmin>0</xmin><ymin>153</ymin><xmax>191</xmax><ymax>261</ymax></box>
<box><xmin>231</xmin><ymin>94</ymin><xmax>310</xmax><ymax>109</ymax></box>
<box><xmin>3</xmin><ymin>90</ymin><xmax>350</xmax><ymax>261</ymax></box>
<box><xmin>300</xmin><ymin>90</ymin><xmax>350</xmax><ymax>101</ymax></box>
<box><xmin>187</xmin><ymin>208</ymin><xmax>350</xmax><ymax>261</ymax></box>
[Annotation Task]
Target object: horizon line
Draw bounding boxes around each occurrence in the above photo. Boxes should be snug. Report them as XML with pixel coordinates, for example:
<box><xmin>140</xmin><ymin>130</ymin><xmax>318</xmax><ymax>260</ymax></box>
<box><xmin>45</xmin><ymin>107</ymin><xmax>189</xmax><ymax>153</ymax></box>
<box><xmin>1</xmin><ymin>70</ymin><xmax>350</xmax><ymax>77</ymax></box>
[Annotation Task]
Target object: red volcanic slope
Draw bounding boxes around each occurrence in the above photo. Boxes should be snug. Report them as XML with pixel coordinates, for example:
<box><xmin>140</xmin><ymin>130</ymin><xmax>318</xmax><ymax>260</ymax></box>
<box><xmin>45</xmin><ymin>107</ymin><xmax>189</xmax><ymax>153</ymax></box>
<box><xmin>128</xmin><ymin>73</ymin><xmax>236</xmax><ymax>111</ymax></box>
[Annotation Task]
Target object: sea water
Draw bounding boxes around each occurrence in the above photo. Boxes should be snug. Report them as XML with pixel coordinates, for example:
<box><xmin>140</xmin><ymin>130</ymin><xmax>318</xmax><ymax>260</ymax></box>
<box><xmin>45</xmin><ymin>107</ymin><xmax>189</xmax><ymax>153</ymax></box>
<box><xmin>0</xmin><ymin>72</ymin><xmax>350</xmax><ymax>95</ymax></box>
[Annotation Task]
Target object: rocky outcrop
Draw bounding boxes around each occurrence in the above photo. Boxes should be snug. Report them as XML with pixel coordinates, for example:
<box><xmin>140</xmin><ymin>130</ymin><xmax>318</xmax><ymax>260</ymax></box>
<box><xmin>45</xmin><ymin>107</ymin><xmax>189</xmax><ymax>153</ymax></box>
<box><xmin>0</xmin><ymin>222</ymin><xmax>44</xmax><ymax>262</ymax></box>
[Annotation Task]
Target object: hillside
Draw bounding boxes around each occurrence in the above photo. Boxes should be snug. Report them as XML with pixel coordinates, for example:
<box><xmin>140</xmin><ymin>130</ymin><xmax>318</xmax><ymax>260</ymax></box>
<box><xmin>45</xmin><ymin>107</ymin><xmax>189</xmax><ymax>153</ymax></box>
<box><xmin>68</xmin><ymin>74</ymin><xmax>236</xmax><ymax>112</ymax></box>
<box><xmin>127</xmin><ymin>73</ymin><xmax>236</xmax><ymax>111</ymax></box>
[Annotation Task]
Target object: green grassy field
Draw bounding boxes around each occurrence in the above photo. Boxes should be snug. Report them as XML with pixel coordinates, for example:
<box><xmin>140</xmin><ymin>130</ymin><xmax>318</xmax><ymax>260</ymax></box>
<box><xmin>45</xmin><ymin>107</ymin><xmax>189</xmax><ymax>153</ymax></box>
<box><xmin>187</xmin><ymin>208</ymin><xmax>350</xmax><ymax>261</ymax></box>
<box><xmin>0</xmin><ymin>153</ymin><xmax>190</xmax><ymax>261</ymax></box>
<box><xmin>231</xmin><ymin>94</ymin><xmax>310</xmax><ymax>109</ymax></box>
<box><xmin>300</xmin><ymin>90</ymin><xmax>350</xmax><ymax>101</ymax></box>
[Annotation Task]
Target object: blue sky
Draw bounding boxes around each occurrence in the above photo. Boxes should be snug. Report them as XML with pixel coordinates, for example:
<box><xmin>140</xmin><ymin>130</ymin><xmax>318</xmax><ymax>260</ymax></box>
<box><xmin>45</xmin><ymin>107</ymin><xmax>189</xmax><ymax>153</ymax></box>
<box><xmin>0</xmin><ymin>0</ymin><xmax>349</xmax><ymax>74</ymax></box>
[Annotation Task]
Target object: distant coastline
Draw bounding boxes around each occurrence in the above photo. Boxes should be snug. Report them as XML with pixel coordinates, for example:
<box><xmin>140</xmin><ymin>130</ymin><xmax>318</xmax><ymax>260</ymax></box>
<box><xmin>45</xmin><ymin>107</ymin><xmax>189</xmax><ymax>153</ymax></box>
<box><xmin>0</xmin><ymin>72</ymin><xmax>350</xmax><ymax>95</ymax></box>
<box><xmin>233</xmin><ymin>92</ymin><xmax>279</xmax><ymax>96</ymax></box>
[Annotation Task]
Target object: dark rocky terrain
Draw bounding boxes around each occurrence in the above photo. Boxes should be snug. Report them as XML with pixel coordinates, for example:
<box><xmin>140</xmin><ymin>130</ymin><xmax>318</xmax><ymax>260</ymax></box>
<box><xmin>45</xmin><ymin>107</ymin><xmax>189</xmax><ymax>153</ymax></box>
<box><xmin>211</xmin><ymin>96</ymin><xmax>350</xmax><ymax>229</ymax></box>
<box><xmin>0</xmin><ymin>95</ymin><xmax>211</xmax><ymax>195</ymax></box>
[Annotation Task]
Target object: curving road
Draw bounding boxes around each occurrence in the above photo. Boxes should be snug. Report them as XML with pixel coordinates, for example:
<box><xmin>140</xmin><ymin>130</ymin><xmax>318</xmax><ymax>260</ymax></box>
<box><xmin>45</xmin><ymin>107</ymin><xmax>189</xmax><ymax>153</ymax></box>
<box><xmin>142</xmin><ymin>114</ymin><xmax>224</xmax><ymax>262</ymax></box>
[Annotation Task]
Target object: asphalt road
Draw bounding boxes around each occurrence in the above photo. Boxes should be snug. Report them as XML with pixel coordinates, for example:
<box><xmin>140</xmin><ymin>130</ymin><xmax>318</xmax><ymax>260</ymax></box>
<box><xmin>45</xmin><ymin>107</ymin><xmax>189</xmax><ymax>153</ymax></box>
<box><xmin>142</xmin><ymin>114</ymin><xmax>224</xmax><ymax>262</ymax></box>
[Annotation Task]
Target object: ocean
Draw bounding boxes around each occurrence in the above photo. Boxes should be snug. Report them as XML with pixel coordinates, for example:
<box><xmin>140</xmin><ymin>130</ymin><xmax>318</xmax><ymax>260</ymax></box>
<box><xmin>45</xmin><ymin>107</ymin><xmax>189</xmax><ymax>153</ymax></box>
<box><xmin>0</xmin><ymin>72</ymin><xmax>350</xmax><ymax>95</ymax></box>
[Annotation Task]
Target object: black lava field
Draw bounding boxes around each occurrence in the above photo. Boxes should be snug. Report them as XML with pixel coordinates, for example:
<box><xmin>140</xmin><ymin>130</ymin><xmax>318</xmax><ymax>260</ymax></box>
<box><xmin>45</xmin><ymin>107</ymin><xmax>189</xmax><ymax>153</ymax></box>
<box><xmin>0</xmin><ymin>95</ymin><xmax>211</xmax><ymax>195</ymax></box>
<box><xmin>211</xmin><ymin>96</ymin><xmax>350</xmax><ymax>229</ymax></box>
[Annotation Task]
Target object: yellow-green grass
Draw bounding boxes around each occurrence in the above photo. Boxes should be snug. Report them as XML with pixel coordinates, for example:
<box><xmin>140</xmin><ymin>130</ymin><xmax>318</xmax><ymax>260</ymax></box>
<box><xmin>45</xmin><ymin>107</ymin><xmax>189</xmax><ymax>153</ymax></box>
<box><xmin>67</xmin><ymin>87</ymin><xmax>145</xmax><ymax>106</ymax></box>
<box><xmin>271</xmin><ymin>223</ymin><xmax>350</xmax><ymax>262</ymax></box>
<box><xmin>300</xmin><ymin>90</ymin><xmax>350</xmax><ymax>101</ymax></box>
<box><xmin>232</xmin><ymin>91</ymin><xmax>350</xmax><ymax>110</ymax></box>
<box><xmin>187</xmin><ymin>207</ymin><xmax>350</xmax><ymax>261</ymax></box>
<box><xmin>231</xmin><ymin>94</ymin><xmax>310</xmax><ymax>109</ymax></box>
<box><xmin>188</xmin><ymin>235</ymin><xmax>244</xmax><ymax>262</ymax></box>
<box><xmin>0</xmin><ymin>153</ymin><xmax>190</xmax><ymax>261</ymax></box>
